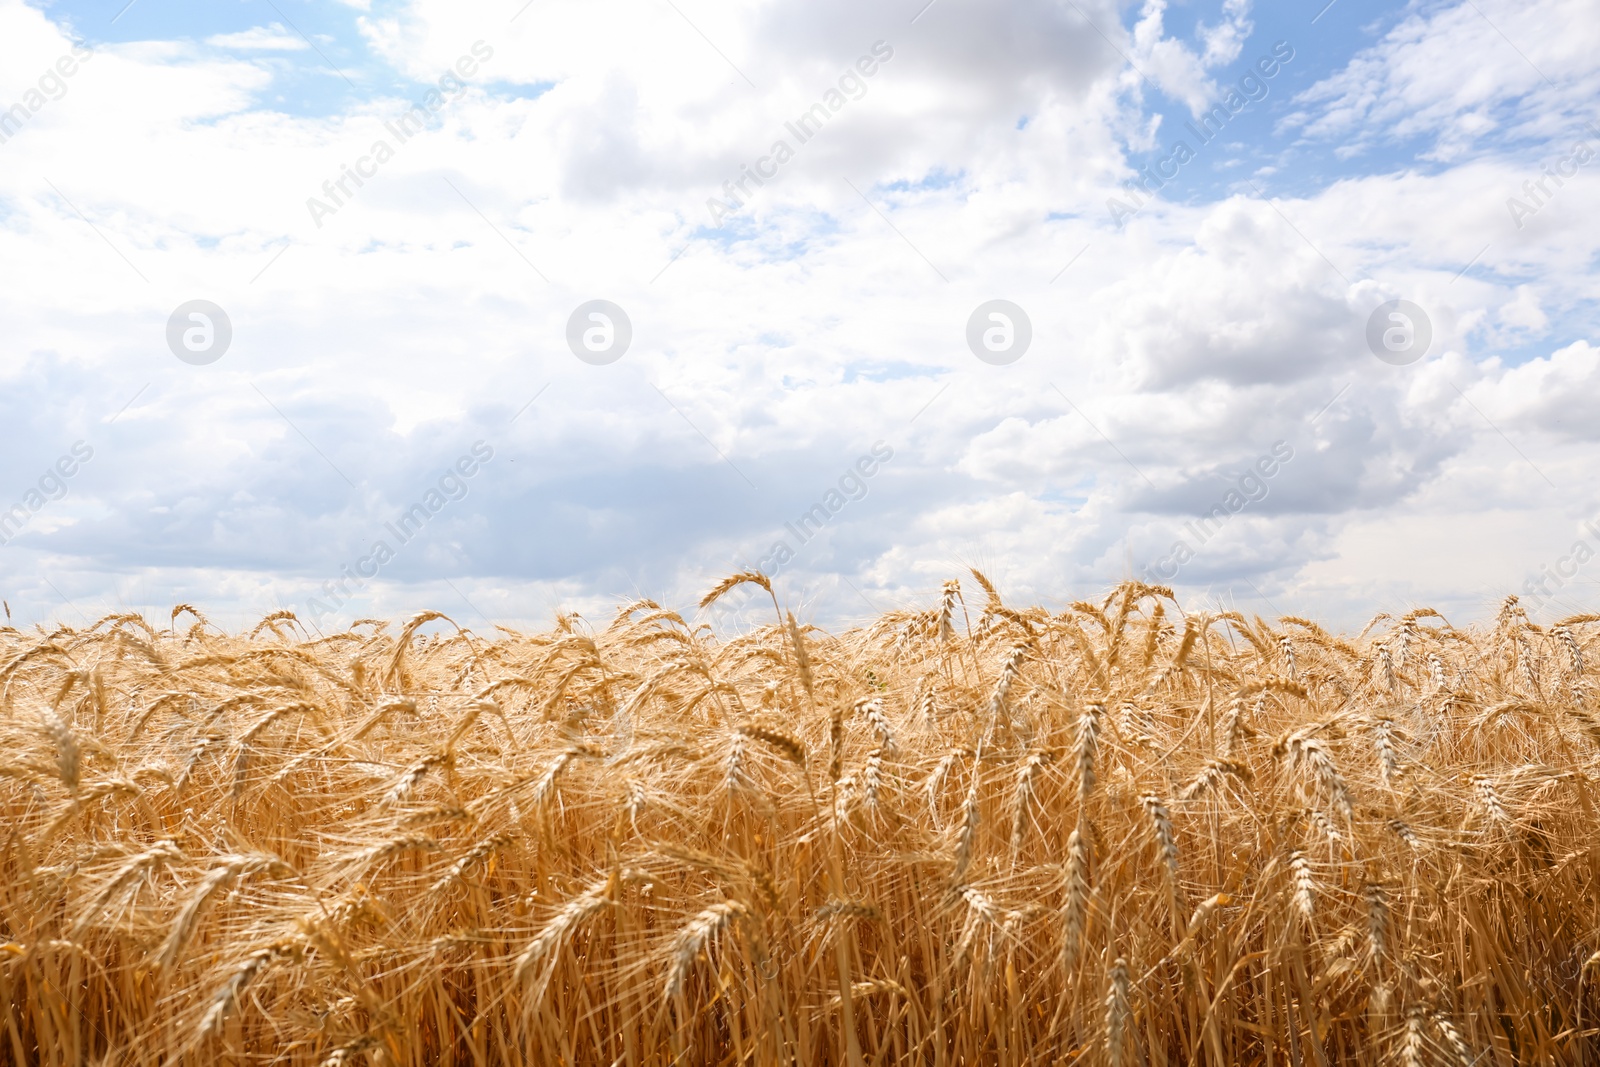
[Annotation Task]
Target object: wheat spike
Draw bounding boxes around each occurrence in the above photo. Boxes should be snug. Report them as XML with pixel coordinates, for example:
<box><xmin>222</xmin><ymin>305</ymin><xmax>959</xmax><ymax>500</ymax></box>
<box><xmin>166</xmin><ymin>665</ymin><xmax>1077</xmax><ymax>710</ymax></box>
<box><xmin>1471</xmin><ymin>774</ymin><xmax>1513</xmax><ymax>830</ymax></box>
<box><xmin>725</xmin><ymin>730</ymin><xmax>750</xmax><ymax>793</ymax></box>
<box><xmin>938</xmin><ymin>581</ymin><xmax>960</xmax><ymax>642</ymax></box>
<box><xmin>858</xmin><ymin>697</ymin><xmax>896</xmax><ymax>751</ymax></box>
<box><xmin>699</xmin><ymin>571</ymin><xmax>772</xmax><ymax>610</ymax></box>
<box><xmin>1011</xmin><ymin>749</ymin><xmax>1050</xmax><ymax>854</ymax></box>
<box><xmin>75</xmin><ymin>838</ymin><xmax>184</xmax><ymax>936</ymax></box>
<box><xmin>1279</xmin><ymin>733</ymin><xmax>1354</xmax><ymax>821</ymax></box>
<box><xmin>1106</xmin><ymin>956</ymin><xmax>1132</xmax><ymax>1067</ymax></box>
<box><xmin>1075</xmin><ymin>701</ymin><xmax>1102</xmax><ymax>810</ymax></box>
<box><xmin>950</xmin><ymin>766</ymin><xmax>982</xmax><ymax>884</ymax></box>
<box><xmin>1141</xmin><ymin>794</ymin><xmax>1179</xmax><ymax>878</ymax></box>
<box><xmin>1061</xmin><ymin>828</ymin><xmax>1090</xmax><ymax>970</ymax></box>
<box><xmin>158</xmin><ymin>853</ymin><xmax>289</xmax><ymax>968</ymax></box>
<box><xmin>664</xmin><ymin>901</ymin><xmax>748</xmax><ymax>1002</ymax></box>
<box><xmin>1554</xmin><ymin>625</ymin><xmax>1583</xmax><ymax>677</ymax></box>
<box><xmin>1289</xmin><ymin>850</ymin><xmax>1315</xmax><ymax>924</ymax></box>
<box><xmin>828</xmin><ymin>978</ymin><xmax>907</xmax><ymax>1008</ymax></box>
<box><xmin>1433</xmin><ymin>1012</ymin><xmax>1474</xmax><ymax>1067</ymax></box>
<box><xmin>430</xmin><ymin>832</ymin><xmax>519</xmax><ymax>893</ymax></box>
<box><xmin>863</xmin><ymin>747</ymin><xmax>887</xmax><ymax>811</ymax></box>
<box><xmin>734</xmin><ymin>723</ymin><xmax>806</xmax><ymax>766</ymax></box>
<box><xmin>1369</xmin><ymin>715</ymin><xmax>1398</xmax><ymax>786</ymax></box>
<box><xmin>199</xmin><ymin>939</ymin><xmax>302</xmax><ymax>1038</ymax></box>
<box><xmin>1366</xmin><ymin>881</ymin><xmax>1389</xmax><ymax>960</ymax></box>
<box><xmin>514</xmin><ymin>875</ymin><xmax>614</xmax><ymax>1002</ymax></box>
<box><xmin>1400</xmin><ymin>1006</ymin><xmax>1426</xmax><ymax>1067</ymax></box>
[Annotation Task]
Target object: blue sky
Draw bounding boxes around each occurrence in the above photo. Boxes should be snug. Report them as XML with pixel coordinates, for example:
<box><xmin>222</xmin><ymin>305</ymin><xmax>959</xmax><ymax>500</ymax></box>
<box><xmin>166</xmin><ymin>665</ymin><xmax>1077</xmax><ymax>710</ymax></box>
<box><xmin>53</xmin><ymin>0</ymin><xmax>487</xmax><ymax>113</ymax></box>
<box><xmin>3</xmin><ymin>0</ymin><xmax>1599</xmax><ymax>633</ymax></box>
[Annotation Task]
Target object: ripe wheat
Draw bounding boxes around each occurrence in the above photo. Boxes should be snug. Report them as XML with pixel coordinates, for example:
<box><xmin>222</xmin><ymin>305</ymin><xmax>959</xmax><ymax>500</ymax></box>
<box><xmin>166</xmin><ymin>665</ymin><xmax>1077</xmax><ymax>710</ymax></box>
<box><xmin>1</xmin><ymin>582</ymin><xmax>1599</xmax><ymax>1064</ymax></box>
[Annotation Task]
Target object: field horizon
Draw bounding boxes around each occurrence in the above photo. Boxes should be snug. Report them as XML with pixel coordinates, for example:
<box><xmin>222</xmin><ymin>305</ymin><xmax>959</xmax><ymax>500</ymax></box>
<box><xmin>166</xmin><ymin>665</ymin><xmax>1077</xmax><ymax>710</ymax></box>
<box><xmin>3</xmin><ymin>574</ymin><xmax>1598</xmax><ymax>1066</ymax></box>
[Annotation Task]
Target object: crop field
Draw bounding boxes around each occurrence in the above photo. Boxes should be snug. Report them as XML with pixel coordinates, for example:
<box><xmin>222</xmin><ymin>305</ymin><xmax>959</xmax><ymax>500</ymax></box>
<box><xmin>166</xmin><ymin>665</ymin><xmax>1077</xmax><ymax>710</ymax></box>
<box><xmin>2</xmin><ymin>575</ymin><xmax>1598</xmax><ymax>1065</ymax></box>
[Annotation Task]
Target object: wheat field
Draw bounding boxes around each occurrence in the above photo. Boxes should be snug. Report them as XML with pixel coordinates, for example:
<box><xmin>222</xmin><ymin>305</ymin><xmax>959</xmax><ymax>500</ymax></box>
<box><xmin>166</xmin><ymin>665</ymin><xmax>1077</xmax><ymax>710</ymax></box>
<box><xmin>2</xmin><ymin>575</ymin><xmax>1598</xmax><ymax>1065</ymax></box>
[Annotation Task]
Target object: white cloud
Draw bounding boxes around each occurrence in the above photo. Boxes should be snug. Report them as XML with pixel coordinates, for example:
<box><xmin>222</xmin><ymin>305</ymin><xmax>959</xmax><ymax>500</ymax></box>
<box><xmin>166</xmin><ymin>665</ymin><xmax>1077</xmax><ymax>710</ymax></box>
<box><xmin>1289</xmin><ymin>0</ymin><xmax>1600</xmax><ymax>158</ymax></box>
<box><xmin>0</xmin><ymin>0</ymin><xmax>1597</xmax><ymax>633</ymax></box>
<box><xmin>1130</xmin><ymin>0</ymin><xmax>1252</xmax><ymax>117</ymax></box>
<box><xmin>205</xmin><ymin>25</ymin><xmax>309</xmax><ymax>52</ymax></box>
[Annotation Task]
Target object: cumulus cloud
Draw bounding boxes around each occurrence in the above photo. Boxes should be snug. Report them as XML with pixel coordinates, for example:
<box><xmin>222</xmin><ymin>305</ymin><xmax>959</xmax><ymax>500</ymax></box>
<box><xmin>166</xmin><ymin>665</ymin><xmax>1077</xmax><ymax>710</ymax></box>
<box><xmin>0</xmin><ymin>0</ymin><xmax>1597</xmax><ymax>633</ymax></box>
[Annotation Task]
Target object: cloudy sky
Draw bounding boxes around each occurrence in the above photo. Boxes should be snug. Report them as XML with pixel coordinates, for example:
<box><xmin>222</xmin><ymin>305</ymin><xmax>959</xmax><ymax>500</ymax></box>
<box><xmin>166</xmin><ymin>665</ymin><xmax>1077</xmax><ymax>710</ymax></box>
<box><xmin>1</xmin><ymin>0</ymin><xmax>1597</xmax><ymax>634</ymax></box>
